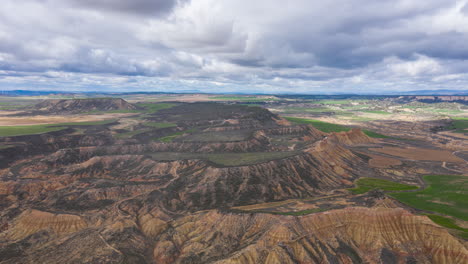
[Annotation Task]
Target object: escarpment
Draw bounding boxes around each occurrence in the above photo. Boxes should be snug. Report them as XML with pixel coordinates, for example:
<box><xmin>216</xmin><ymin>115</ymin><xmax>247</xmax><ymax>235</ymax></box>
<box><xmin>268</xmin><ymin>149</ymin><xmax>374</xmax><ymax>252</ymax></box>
<box><xmin>2</xmin><ymin>209</ymin><xmax>87</xmax><ymax>241</ymax></box>
<box><xmin>34</xmin><ymin>98</ymin><xmax>136</xmax><ymax>114</ymax></box>
<box><xmin>327</xmin><ymin>128</ymin><xmax>376</xmax><ymax>145</ymax></box>
<box><xmin>2</xmin><ymin>135</ymin><xmax>369</xmax><ymax>214</ymax></box>
<box><xmin>152</xmin><ymin>207</ymin><xmax>468</xmax><ymax>264</ymax></box>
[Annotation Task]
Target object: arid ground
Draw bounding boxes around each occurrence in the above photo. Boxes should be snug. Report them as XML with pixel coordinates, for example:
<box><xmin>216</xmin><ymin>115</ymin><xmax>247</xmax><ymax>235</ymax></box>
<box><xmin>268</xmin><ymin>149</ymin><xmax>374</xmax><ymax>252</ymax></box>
<box><xmin>0</xmin><ymin>95</ymin><xmax>466</xmax><ymax>263</ymax></box>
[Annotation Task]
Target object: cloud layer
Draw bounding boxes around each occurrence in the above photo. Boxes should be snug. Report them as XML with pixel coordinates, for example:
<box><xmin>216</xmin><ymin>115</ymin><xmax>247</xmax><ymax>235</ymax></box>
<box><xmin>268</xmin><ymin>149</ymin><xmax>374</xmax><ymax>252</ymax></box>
<box><xmin>0</xmin><ymin>0</ymin><xmax>467</xmax><ymax>93</ymax></box>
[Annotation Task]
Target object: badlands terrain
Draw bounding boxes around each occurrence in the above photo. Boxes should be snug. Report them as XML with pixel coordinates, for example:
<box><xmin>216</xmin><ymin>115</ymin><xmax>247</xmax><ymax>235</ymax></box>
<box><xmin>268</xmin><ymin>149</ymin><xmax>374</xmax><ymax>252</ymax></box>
<box><xmin>0</xmin><ymin>94</ymin><xmax>467</xmax><ymax>263</ymax></box>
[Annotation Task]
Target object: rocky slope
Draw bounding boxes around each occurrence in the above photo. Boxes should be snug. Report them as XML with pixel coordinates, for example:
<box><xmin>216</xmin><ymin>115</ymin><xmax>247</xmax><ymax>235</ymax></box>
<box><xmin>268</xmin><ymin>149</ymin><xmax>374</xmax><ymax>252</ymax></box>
<box><xmin>0</xmin><ymin>131</ymin><xmax>371</xmax><ymax>215</ymax></box>
<box><xmin>327</xmin><ymin>128</ymin><xmax>376</xmax><ymax>145</ymax></box>
<box><xmin>1</xmin><ymin>206</ymin><xmax>466</xmax><ymax>263</ymax></box>
<box><xmin>153</xmin><ymin>207</ymin><xmax>468</xmax><ymax>264</ymax></box>
<box><xmin>34</xmin><ymin>98</ymin><xmax>136</xmax><ymax>113</ymax></box>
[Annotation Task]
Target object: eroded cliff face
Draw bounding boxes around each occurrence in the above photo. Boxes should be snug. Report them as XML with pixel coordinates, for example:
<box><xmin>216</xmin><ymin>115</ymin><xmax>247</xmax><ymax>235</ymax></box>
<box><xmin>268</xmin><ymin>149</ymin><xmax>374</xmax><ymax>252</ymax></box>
<box><xmin>0</xmin><ymin>132</ymin><xmax>370</xmax><ymax>217</ymax></box>
<box><xmin>327</xmin><ymin>128</ymin><xmax>376</xmax><ymax>145</ymax></box>
<box><xmin>3</xmin><ymin>209</ymin><xmax>87</xmax><ymax>241</ymax></box>
<box><xmin>34</xmin><ymin>98</ymin><xmax>137</xmax><ymax>113</ymax></box>
<box><xmin>2</xmin><ymin>206</ymin><xmax>465</xmax><ymax>263</ymax></box>
<box><xmin>152</xmin><ymin>207</ymin><xmax>468</xmax><ymax>264</ymax></box>
<box><xmin>1</xmin><ymin>103</ymin><xmax>466</xmax><ymax>264</ymax></box>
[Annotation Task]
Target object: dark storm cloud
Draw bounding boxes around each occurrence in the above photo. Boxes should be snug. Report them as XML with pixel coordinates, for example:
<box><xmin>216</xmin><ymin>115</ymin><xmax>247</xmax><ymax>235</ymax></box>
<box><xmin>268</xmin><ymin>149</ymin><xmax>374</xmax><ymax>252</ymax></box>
<box><xmin>0</xmin><ymin>0</ymin><xmax>468</xmax><ymax>93</ymax></box>
<box><xmin>65</xmin><ymin>0</ymin><xmax>185</xmax><ymax>16</ymax></box>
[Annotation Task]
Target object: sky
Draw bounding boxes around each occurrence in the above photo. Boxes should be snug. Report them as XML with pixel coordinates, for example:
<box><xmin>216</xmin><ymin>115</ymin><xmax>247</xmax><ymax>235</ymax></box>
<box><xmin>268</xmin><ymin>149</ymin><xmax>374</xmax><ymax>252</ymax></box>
<box><xmin>0</xmin><ymin>0</ymin><xmax>468</xmax><ymax>94</ymax></box>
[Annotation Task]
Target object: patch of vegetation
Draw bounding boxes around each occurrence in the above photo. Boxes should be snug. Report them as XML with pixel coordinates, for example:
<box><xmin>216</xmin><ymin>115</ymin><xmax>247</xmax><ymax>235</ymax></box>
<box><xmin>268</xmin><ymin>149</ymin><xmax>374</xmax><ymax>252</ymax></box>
<box><xmin>342</xmin><ymin>104</ymin><xmax>371</xmax><ymax>110</ymax></box>
<box><xmin>0</xmin><ymin>125</ymin><xmax>67</xmax><ymax>137</ymax></box>
<box><xmin>153</xmin><ymin>128</ymin><xmax>197</xmax><ymax>142</ymax></box>
<box><xmin>447</xmin><ymin>117</ymin><xmax>468</xmax><ymax>133</ymax></box>
<box><xmin>114</xmin><ymin>129</ymin><xmax>150</xmax><ymax>139</ymax></box>
<box><xmin>211</xmin><ymin>96</ymin><xmax>278</xmax><ymax>102</ymax></box>
<box><xmin>350</xmin><ymin>177</ymin><xmax>418</xmax><ymax>194</ymax></box>
<box><xmin>145</xmin><ymin>122</ymin><xmax>177</xmax><ymax>129</ymax></box>
<box><xmin>240</xmin><ymin>104</ymin><xmax>263</xmax><ymax>107</ymax></box>
<box><xmin>360</xmin><ymin>110</ymin><xmax>391</xmax><ymax>115</ymax></box>
<box><xmin>260</xmin><ymin>208</ymin><xmax>325</xmax><ymax>216</ymax></box>
<box><xmin>282</xmin><ymin>107</ymin><xmax>333</xmax><ymax>114</ymax></box>
<box><xmin>183</xmin><ymin>130</ymin><xmax>250</xmax><ymax>142</ymax></box>
<box><xmin>362</xmin><ymin>130</ymin><xmax>394</xmax><ymax>139</ymax></box>
<box><xmin>284</xmin><ymin>117</ymin><xmax>350</xmax><ymax>132</ymax></box>
<box><xmin>425</xmin><ymin>214</ymin><xmax>468</xmax><ymax>239</ymax></box>
<box><xmin>390</xmin><ymin>175</ymin><xmax>468</xmax><ymax>221</ymax></box>
<box><xmin>84</xmin><ymin>109</ymin><xmax>140</xmax><ymax>114</ymax></box>
<box><xmin>150</xmin><ymin>151</ymin><xmax>298</xmax><ymax>166</ymax></box>
<box><xmin>0</xmin><ymin>105</ymin><xmax>26</xmax><ymax>110</ymax></box>
<box><xmin>314</xmin><ymin>100</ymin><xmax>352</xmax><ymax>104</ymax></box>
<box><xmin>348</xmin><ymin>116</ymin><xmax>376</xmax><ymax>122</ymax></box>
<box><xmin>207</xmin><ymin>151</ymin><xmax>298</xmax><ymax>166</ymax></box>
<box><xmin>285</xmin><ymin>117</ymin><xmax>396</xmax><ymax>138</ymax></box>
<box><xmin>135</xmin><ymin>102</ymin><xmax>177</xmax><ymax>113</ymax></box>
<box><xmin>53</xmin><ymin>119</ymin><xmax>116</xmax><ymax>126</ymax></box>
<box><xmin>0</xmin><ymin>119</ymin><xmax>116</xmax><ymax>137</ymax></box>
<box><xmin>0</xmin><ymin>145</ymin><xmax>14</xmax><ymax>150</ymax></box>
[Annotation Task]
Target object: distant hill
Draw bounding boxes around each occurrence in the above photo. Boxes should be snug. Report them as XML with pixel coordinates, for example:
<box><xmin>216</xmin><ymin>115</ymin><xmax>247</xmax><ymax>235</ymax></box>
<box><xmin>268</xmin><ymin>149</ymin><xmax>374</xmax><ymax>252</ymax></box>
<box><xmin>1</xmin><ymin>89</ymin><xmax>467</xmax><ymax>96</ymax></box>
<box><xmin>34</xmin><ymin>98</ymin><xmax>137</xmax><ymax>113</ymax></box>
<box><xmin>398</xmin><ymin>95</ymin><xmax>468</xmax><ymax>104</ymax></box>
<box><xmin>398</xmin><ymin>89</ymin><xmax>468</xmax><ymax>96</ymax></box>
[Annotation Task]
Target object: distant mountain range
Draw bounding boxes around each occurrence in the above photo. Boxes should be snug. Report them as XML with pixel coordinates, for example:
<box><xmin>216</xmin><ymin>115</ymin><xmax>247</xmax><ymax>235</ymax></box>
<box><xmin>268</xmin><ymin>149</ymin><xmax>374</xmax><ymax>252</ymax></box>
<box><xmin>0</xmin><ymin>89</ymin><xmax>466</xmax><ymax>96</ymax></box>
<box><xmin>396</xmin><ymin>89</ymin><xmax>468</xmax><ymax>95</ymax></box>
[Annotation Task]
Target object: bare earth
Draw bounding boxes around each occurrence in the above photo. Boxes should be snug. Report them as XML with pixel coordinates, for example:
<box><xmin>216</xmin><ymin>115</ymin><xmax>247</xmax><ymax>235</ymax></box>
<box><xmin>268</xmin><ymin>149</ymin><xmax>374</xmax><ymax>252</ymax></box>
<box><xmin>369</xmin><ymin>146</ymin><xmax>465</xmax><ymax>163</ymax></box>
<box><xmin>0</xmin><ymin>113</ymin><xmax>136</xmax><ymax>126</ymax></box>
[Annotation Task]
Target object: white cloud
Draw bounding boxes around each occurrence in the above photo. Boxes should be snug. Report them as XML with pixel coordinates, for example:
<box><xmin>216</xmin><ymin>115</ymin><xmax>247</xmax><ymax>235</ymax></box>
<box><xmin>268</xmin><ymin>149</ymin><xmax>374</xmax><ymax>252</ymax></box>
<box><xmin>0</xmin><ymin>0</ymin><xmax>467</xmax><ymax>93</ymax></box>
<box><xmin>387</xmin><ymin>54</ymin><xmax>442</xmax><ymax>76</ymax></box>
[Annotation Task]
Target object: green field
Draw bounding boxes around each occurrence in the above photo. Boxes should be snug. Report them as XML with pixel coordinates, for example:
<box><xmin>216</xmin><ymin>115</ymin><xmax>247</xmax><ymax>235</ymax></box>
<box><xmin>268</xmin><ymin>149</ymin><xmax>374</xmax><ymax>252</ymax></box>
<box><xmin>0</xmin><ymin>145</ymin><xmax>14</xmax><ymax>150</ymax></box>
<box><xmin>360</xmin><ymin>110</ymin><xmax>391</xmax><ymax>115</ymax></box>
<box><xmin>145</xmin><ymin>122</ymin><xmax>177</xmax><ymax>129</ymax></box>
<box><xmin>0</xmin><ymin>125</ymin><xmax>66</xmax><ymax>137</ymax></box>
<box><xmin>135</xmin><ymin>102</ymin><xmax>177</xmax><ymax>113</ymax></box>
<box><xmin>352</xmin><ymin>175</ymin><xmax>468</xmax><ymax>238</ymax></box>
<box><xmin>0</xmin><ymin>119</ymin><xmax>116</xmax><ymax>137</ymax></box>
<box><xmin>84</xmin><ymin>109</ymin><xmax>140</xmax><ymax>114</ymax></box>
<box><xmin>314</xmin><ymin>100</ymin><xmax>351</xmax><ymax>104</ymax></box>
<box><xmin>208</xmin><ymin>152</ymin><xmax>297</xmax><ymax>166</ymax></box>
<box><xmin>448</xmin><ymin>117</ymin><xmax>468</xmax><ymax>133</ymax></box>
<box><xmin>153</xmin><ymin>128</ymin><xmax>197</xmax><ymax>142</ymax></box>
<box><xmin>349</xmin><ymin>177</ymin><xmax>418</xmax><ymax>194</ymax></box>
<box><xmin>285</xmin><ymin>117</ymin><xmax>395</xmax><ymax>138</ymax></box>
<box><xmin>282</xmin><ymin>107</ymin><xmax>333</xmax><ymax>114</ymax></box>
<box><xmin>390</xmin><ymin>175</ymin><xmax>468</xmax><ymax>221</ymax></box>
<box><xmin>53</xmin><ymin>120</ymin><xmax>116</xmax><ymax>126</ymax></box>
<box><xmin>362</xmin><ymin>130</ymin><xmax>394</xmax><ymax>139</ymax></box>
<box><xmin>262</xmin><ymin>208</ymin><xmax>325</xmax><ymax>216</ymax></box>
<box><xmin>284</xmin><ymin>117</ymin><xmax>350</xmax><ymax>132</ymax></box>
<box><xmin>425</xmin><ymin>214</ymin><xmax>468</xmax><ymax>239</ymax></box>
<box><xmin>211</xmin><ymin>96</ymin><xmax>278</xmax><ymax>102</ymax></box>
<box><xmin>114</xmin><ymin>129</ymin><xmax>150</xmax><ymax>139</ymax></box>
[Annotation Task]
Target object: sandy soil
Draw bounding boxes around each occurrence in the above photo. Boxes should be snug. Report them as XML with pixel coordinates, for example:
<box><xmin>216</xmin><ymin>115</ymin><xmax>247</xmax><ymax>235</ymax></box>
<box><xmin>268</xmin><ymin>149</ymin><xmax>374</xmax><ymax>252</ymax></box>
<box><xmin>369</xmin><ymin>146</ymin><xmax>465</xmax><ymax>163</ymax></box>
<box><xmin>438</xmin><ymin>131</ymin><xmax>468</xmax><ymax>140</ymax></box>
<box><xmin>0</xmin><ymin>113</ymin><xmax>135</xmax><ymax>126</ymax></box>
<box><xmin>366</xmin><ymin>153</ymin><xmax>402</xmax><ymax>168</ymax></box>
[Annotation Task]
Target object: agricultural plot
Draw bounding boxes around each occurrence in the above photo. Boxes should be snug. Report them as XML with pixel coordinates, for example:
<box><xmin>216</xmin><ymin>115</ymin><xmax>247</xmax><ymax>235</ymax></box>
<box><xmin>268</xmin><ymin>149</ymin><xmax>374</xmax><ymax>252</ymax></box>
<box><xmin>390</xmin><ymin>175</ymin><xmax>468</xmax><ymax>221</ymax></box>
<box><xmin>284</xmin><ymin>117</ymin><xmax>350</xmax><ymax>132</ymax></box>
<box><xmin>0</xmin><ymin>119</ymin><xmax>116</xmax><ymax>137</ymax></box>
<box><xmin>349</xmin><ymin>177</ymin><xmax>418</xmax><ymax>194</ymax></box>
